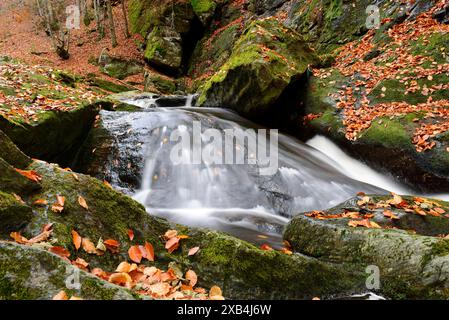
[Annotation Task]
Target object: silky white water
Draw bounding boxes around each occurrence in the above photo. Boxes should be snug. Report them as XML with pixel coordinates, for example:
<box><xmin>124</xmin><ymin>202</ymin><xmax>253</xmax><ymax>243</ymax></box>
<box><xmin>93</xmin><ymin>95</ymin><xmax>449</xmax><ymax>247</ymax></box>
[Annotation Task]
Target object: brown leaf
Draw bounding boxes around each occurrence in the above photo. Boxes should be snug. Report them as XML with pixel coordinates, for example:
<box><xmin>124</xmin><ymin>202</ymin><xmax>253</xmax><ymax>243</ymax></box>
<box><xmin>28</xmin><ymin>230</ymin><xmax>52</xmax><ymax>244</ymax></box>
<box><xmin>165</xmin><ymin>236</ymin><xmax>180</xmax><ymax>253</ymax></box>
<box><xmin>72</xmin><ymin>230</ymin><xmax>82</xmax><ymax>250</ymax></box>
<box><xmin>109</xmin><ymin>272</ymin><xmax>132</xmax><ymax>286</ymax></box>
<box><xmin>53</xmin><ymin>290</ymin><xmax>68</xmax><ymax>300</ymax></box>
<box><xmin>15</xmin><ymin>168</ymin><xmax>42</xmax><ymax>183</ymax></box>
<box><xmin>128</xmin><ymin>245</ymin><xmax>142</xmax><ymax>263</ymax></box>
<box><xmin>49</xmin><ymin>246</ymin><xmax>70</xmax><ymax>258</ymax></box>
<box><xmin>116</xmin><ymin>261</ymin><xmax>132</xmax><ymax>273</ymax></box>
<box><xmin>78</xmin><ymin>196</ymin><xmax>88</xmax><ymax>211</ymax></box>
<box><xmin>185</xmin><ymin>269</ymin><xmax>198</xmax><ymax>287</ymax></box>
<box><xmin>10</xmin><ymin>231</ymin><xmax>28</xmax><ymax>244</ymax></box>
<box><xmin>149</xmin><ymin>282</ymin><xmax>171</xmax><ymax>297</ymax></box>
<box><xmin>188</xmin><ymin>246</ymin><xmax>200</xmax><ymax>256</ymax></box>
<box><xmin>209</xmin><ymin>286</ymin><xmax>222</xmax><ymax>298</ymax></box>
<box><xmin>33</xmin><ymin>199</ymin><xmax>48</xmax><ymax>206</ymax></box>
<box><xmin>82</xmin><ymin>238</ymin><xmax>97</xmax><ymax>254</ymax></box>
<box><xmin>104</xmin><ymin>239</ymin><xmax>120</xmax><ymax>253</ymax></box>
<box><xmin>164</xmin><ymin>229</ymin><xmax>178</xmax><ymax>239</ymax></box>
<box><xmin>383</xmin><ymin>210</ymin><xmax>399</xmax><ymax>220</ymax></box>
<box><xmin>127</xmin><ymin>229</ymin><xmax>134</xmax><ymax>241</ymax></box>
<box><xmin>144</xmin><ymin>242</ymin><xmax>154</xmax><ymax>262</ymax></box>
<box><xmin>51</xmin><ymin>195</ymin><xmax>65</xmax><ymax>213</ymax></box>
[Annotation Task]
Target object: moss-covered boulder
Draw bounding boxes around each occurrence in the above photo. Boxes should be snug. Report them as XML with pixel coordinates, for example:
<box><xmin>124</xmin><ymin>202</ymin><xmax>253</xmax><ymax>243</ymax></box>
<box><xmin>302</xmin><ymin>3</ymin><xmax>449</xmax><ymax>192</ymax></box>
<box><xmin>144</xmin><ymin>26</ymin><xmax>183</xmax><ymax>72</ymax></box>
<box><xmin>98</xmin><ymin>55</ymin><xmax>143</xmax><ymax>80</ymax></box>
<box><xmin>144</xmin><ymin>71</ymin><xmax>177</xmax><ymax>94</ymax></box>
<box><xmin>197</xmin><ymin>18</ymin><xmax>319</xmax><ymax>118</ymax></box>
<box><xmin>0</xmin><ymin>156</ymin><xmax>365</xmax><ymax>299</ymax></box>
<box><xmin>0</xmin><ymin>242</ymin><xmax>137</xmax><ymax>300</ymax></box>
<box><xmin>284</xmin><ymin>195</ymin><xmax>449</xmax><ymax>299</ymax></box>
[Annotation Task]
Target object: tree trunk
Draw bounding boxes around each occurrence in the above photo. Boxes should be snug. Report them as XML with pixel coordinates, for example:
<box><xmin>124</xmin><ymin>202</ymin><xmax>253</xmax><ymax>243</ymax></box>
<box><xmin>106</xmin><ymin>0</ymin><xmax>118</xmax><ymax>47</ymax></box>
<box><xmin>121</xmin><ymin>0</ymin><xmax>130</xmax><ymax>38</ymax></box>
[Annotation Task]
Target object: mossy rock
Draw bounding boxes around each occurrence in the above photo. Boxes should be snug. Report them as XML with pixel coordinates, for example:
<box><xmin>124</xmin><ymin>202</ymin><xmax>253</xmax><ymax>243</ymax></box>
<box><xmin>99</xmin><ymin>56</ymin><xmax>143</xmax><ymax>80</ymax></box>
<box><xmin>0</xmin><ymin>191</ymin><xmax>33</xmax><ymax>238</ymax></box>
<box><xmin>0</xmin><ymin>157</ymin><xmax>41</xmax><ymax>195</ymax></box>
<box><xmin>144</xmin><ymin>72</ymin><xmax>177</xmax><ymax>94</ymax></box>
<box><xmin>0</xmin><ymin>129</ymin><xmax>31</xmax><ymax>169</ymax></box>
<box><xmin>198</xmin><ymin>18</ymin><xmax>319</xmax><ymax>118</ymax></box>
<box><xmin>284</xmin><ymin>195</ymin><xmax>449</xmax><ymax>299</ymax></box>
<box><xmin>0</xmin><ymin>103</ymin><xmax>99</xmax><ymax>166</ymax></box>
<box><xmin>0</xmin><ymin>242</ymin><xmax>137</xmax><ymax>300</ymax></box>
<box><xmin>144</xmin><ymin>26</ymin><xmax>183</xmax><ymax>72</ymax></box>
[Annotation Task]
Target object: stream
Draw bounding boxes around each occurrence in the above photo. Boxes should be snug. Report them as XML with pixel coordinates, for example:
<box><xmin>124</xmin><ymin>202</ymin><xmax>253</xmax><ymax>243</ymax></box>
<box><xmin>92</xmin><ymin>94</ymin><xmax>449</xmax><ymax>249</ymax></box>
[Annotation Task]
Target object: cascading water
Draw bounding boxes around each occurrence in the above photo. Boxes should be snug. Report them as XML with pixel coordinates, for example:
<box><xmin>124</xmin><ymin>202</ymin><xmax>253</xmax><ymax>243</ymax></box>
<box><xmin>95</xmin><ymin>95</ymin><xmax>389</xmax><ymax>247</ymax></box>
<box><xmin>91</xmin><ymin>94</ymin><xmax>449</xmax><ymax>248</ymax></box>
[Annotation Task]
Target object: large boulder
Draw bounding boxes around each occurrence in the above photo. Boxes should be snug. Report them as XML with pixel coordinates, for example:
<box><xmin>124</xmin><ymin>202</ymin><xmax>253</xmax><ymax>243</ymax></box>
<box><xmin>285</xmin><ymin>194</ymin><xmax>449</xmax><ymax>299</ymax></box>
<box><xmin>197</xmin><ymin>18</ymin><xmax>319</xmax><ymax>118</ymax></box>
<box><xmin>302</xmin><ymin>3</ymin><xmax>449</xmax><ymax>192</ymax></box>
<box><xmin>0</xmin><ymin>242</ymin><xmax>136</xmax><ymax>300</ymax></box>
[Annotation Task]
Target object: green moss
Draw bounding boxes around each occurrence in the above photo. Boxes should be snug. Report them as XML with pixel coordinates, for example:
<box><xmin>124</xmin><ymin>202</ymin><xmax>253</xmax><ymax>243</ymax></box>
<box><xmin>191</xmin><ymin>0</ymin><xmax>215</xmax><ymax>14</ymax></box>
<box><xmin>409</xmin><ymin>33</ymin><xmax>449</xmax><ymax>64</ymax></box>
<box><xmin>358</xmin><ymin>117</ymin><xmax>413</xmax><ymax>149</ymax></box>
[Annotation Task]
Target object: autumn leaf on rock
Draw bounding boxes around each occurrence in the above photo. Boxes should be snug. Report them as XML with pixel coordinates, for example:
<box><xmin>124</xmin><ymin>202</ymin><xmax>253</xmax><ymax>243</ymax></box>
<box><xmin>144</xmin><ymin>242</ymin><xmax>155</xmax><ymax>261</ymax></box>
<box><xmin>82</xmin><ymin>238</ymin><xmax>97</xmax><ymax>254</ymax></box>
<box><xmin>51</xmin><ymin>195</ymin><xmax>65</xmax><ymax>213</ymax></box>
<box><xmin>164</xmin><ymin>229</ymin><xmax>178</xmax><ymax>239</ymax></box>
<box><xmin>33</xmin><ymin>199</ymin><xmax>48</xmax><ymax>206</ymax></box>
<box><xmin>116</xmin><ymin>261</ymin><xmax>132</xmax><ymax>273</ymax></box>
<box><xmin>71</xmin><ymin>230</ymin><xmax>81</xmax><ymax>250</ymax></box>
<box><xmin>185</xmin><ymin>270</ymin><xmax>198</xmax><ymax>287</ymax></box>
<box><xmin>104</xmin><ymin>239</ymin><xmax>120</xmax><ymax>253</ymax></box>
<box><xmin>260</xmin><ymin>244</ymin><xmax>273</xmax><ymax>251</ymax></box>
<box><xmin>15</xmin><ymin>168</ymin><xmax>42</xmax><ymax>183</ymax></box>
<box><xmin>109</xmin><ymin>272</ymin><xmax>132</xmax><ymax>287</ymax></box>
<box><xmin>78</xmin><ymin>196</ymin><xmax>88</xmax><ymax>210</ymax></box>
<box><xmin>383</xmin><ymin>210</ymin><xmax>399</xmax><ymax>220</ymax></box>
<box><xmin>209</xmin><ymin>286</ymin><xmax>223</xmax><ymax>299</ymax></box>
<box><xmin>10</xmin><ymin>231</ymin><xmax>28</xmax><ymax>244</ymax></box>
<box><xmin>49</xmin><ymin>246</ymin><xmax>70</xmax><ymax>258</ymax></box>
<box><xmin>128</xmin><ymin>245</ymin><xmax>142</xmax><ymax>263</ymax></box>
<box><xmin>53</xmin><ymin>290</ymin><xmax>68</xmax><ymax>300</ymax></box>
<box><xmin>348</xmin><ymin>219</ymin><xmax>381</xmax><ymax>229</ymax></box>
<box><xmin>188</xmin><ymin>246</ymin><xmax>200</xmax><ymax>256</ymax></box>
<box><xmin>127</xmin><ymin>229</ymin><xmax>134</xmax><ymax>241</ymax></box>
<box><xmin>149</xmin><ymin>282</ymin><xmax>171</xmax><ymax>297</ymax></box>
<box><xmin>165</xmin><ymin>236</ymin><xmax>180</xmax><ymax>253</ymax></box>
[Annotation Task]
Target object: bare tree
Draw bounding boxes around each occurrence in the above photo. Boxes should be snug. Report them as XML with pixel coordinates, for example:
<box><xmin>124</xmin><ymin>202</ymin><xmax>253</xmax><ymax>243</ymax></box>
<box><xmin>121</xmin><ymin>0</ymin><xmax>130</xmax><ymax>38</ymax></box>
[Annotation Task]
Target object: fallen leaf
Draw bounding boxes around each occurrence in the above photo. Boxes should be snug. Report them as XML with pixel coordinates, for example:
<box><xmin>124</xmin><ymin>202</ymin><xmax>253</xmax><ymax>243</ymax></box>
<box><xmin>109</xmin><ymin>272</ymin><xmax>132</xmax><ymax>286</ymax></box>
<box><xmin>10</xmin><ymin>231</ymin><xmax>28</xmax><ymax>244</ymax></box>
<box><xmin>383</xmin><ymin>210</ymin><xmax>399</xmax><ymax>220</ymax></box>
<box><xmin>128</xmin><ymin>245</ymin><xmax>142</xmax><ymax>263</ymax></box>
<box><xmin>185</xmin><ymin>270</ymin><xmax>198</xmax><ymax>287</ymax></box>
<box><xmin>33</xmin><ymin>199</ymin><xmax>48</xmax><ymax>206</ymax></box>
<box><xmin>209</xmin><ymin>286</ymin><xmax>222</xmax><ymax>298</ymax></box>
<box><xmin>144</xmin><ymin>242</ymin><xmax>154</xmax><ymax>262</ymax></box>
<box><xmin>49</xmin><ymin>246</ymin><xmax>70</xmax><ymax>258</ymax></box>
<box><xmin>164</xmin><ymin>230</ymin><xmax>178</xmax><ymax>239</ymax></box>
<box><xmin>15</xmin><ymin>168</ymin><xmax>42</xmax><ymax>183</ymax></box>
<box><xmin>127</xmin><ymin>229</ymin><xmax>134</xmax><ymax>241</ymax></box>
<box><xmin>82</xmin><ymin>238</ymin><xmax>97</xmax><ymax>254</ymax></box>
<box><xmin>149</xmin><ymin>282</ymin><xmax>171</xmax><ymax>297</ymax></box>
<box><xmin>116</xmin><ymin>261</ymin><xmax>132</xmax><ymax>273</ymax></box>
<box><xmin>53</xmin><ymin>290</ymin><xmax>68</xmax><ymax>300</ymax></box>
<box><xmin>78</xmin><ymin>196</ymin><xmax>88</xmax><ymax>210</ymax></box>
<box><xmin>71</xmin><ymin>230</ymin><xmax>81</xmax><ymax>250</ymax></box>
<box><xmin>260</xmin><ymin>244</ymin><xmax>273</xmax><ymax>251</ymax></box>
<box><xmin>165</xmin><ymin>237</ymin><xmax>180</xmax><ymax>253</ymax></box>
<box><xmin>188</xmin><ymin>246</ymin><xmax>200</xmax><ymax>256</ymax></box>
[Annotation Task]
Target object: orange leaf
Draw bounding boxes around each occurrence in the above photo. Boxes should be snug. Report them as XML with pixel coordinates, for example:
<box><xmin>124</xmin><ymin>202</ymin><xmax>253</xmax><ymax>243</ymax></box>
<box><xmin>128</xmin><ymin>245</ymin><xmax>142</xmax><ymax>263</ymax></box>
<box><xmin>144</xmin><ymin>242</ymin><xmax>155</xmax><ymax>262</ymax></box>
<box><xmin>149</xmin><ymin>282</ymin><xmax>171</xmax><ymax>297</ymax></box>
<box><xmin>127</xmin><ymin>229</ymin><xmax>134</xmax><ymax>241</ymax></box>
<box><xmin>209</xmin><ymin>286</ymin><xmax>222</xmax><ymax>298</ymax></box>
<box><xmin>116</xmin><ymin>261</ymin><xmax>132</xmax><ymax>273</ymax></box>
<box><xmin>185</xmin><ymin>269</ymin><xmax>198</xmax><ymax>287</ymax></box>
<box><xmin>78</xmin><ymin>196</ymin><xmax>88</xmax><ymax>210</ymax></box>
<box><xmin>164</xmin><ymin>230</ymin><xmax>178</xmax><ymax>239</ymax></box>
<box><xmin>10</xmin><ymin>231</ymin><xmax>28</xmax><ymax>244</ymax></box>
<box><xmin>103</xmin><ymin>180</ymin><xmax>113</xmax><ymax>189</ymax></box>
<box><xmin>109</xmin><ymin>272</ymin><xmax>132</xmax><ymax>286</ymax></box>
<box><xmin>188</xmin><ymin>246</ymin><xmax>200</xmax><ymax>256</ymax></box>
<box><xmin>165</xmin><ymin>236</ymin><xmax>180</xmax><ymax>253</ymax></box>
<box><xmin>15</xmin><ymin>168</ymin><xmax>42</xmax><ymax>183</ymax></box>
<box><xmin>53</xmin><ymin>290</ymin><xmax>68</xmax><ymax>300</ymax></box>
<box><xmin>260</xmin><ymin>244</ymin><xmax>273</xmax><ymax>251</ymax></box>
<box><xmin>82</xmin><ymin>238</ymin><xmax>97</xmax><ymax>254</ymax></box>
<box><xmin>33</xmin><ymin>199</ymin><xmax>48</xmax><ymax>206</ymax></box>
<box><xmin>104</xmin><ymin>239</ymin><xmax>120</xmax><ymax>253</ymax></box>
<box><xmin>71</xmin><ymin>230</ymin><xmax>82</xmax><ymax>250</ymax></box>
<box><xmin>49</xmin><ymin>246</ymin><xmax>70</xmax><ymax>258</ymax></box>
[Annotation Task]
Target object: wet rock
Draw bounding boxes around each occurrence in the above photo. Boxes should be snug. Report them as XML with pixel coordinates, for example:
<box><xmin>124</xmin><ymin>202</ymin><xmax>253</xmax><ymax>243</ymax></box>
<box><xmin>197</xmin><ymin>18</ymin><xmax>319</xmax><ymax>118</ymax></box>
<box><xmin>144</xmin><ymin>72</ymin><xmax>177</xmax><ymax>94</ymax></box>
<box><xmin>0</xmin><ymin>242</ymin><xmax>137</xmax><ymax>300</ymax></box>
<box><xmin>98</xmin><ymin>55</ymin><xmax>143</xmax><ymax>80</ymax></box>
<box><xmin>144</xmin><ymin>26</ymin><xmax>183</xmax><ymax>72</ymax></box>
<box><xmin>284</xmin><ymin>195</ymin><xmax>449</xmax><ymax>299</ymax></box>
<box><xmin>0</xmin><ymin>192</ymin><xmax>33</xmax><ymax>238</ymax></box>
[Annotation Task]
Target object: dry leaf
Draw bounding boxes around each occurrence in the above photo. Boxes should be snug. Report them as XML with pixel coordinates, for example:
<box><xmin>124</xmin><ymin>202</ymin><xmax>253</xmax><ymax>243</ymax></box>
<box><xmin>188</xmin><ymin>246</ymin><xmax>200</xmax><ymax>256</ymax></box>
<box><xmin>127</xmin><ymin>229</ymin><xmax>134</xmax><ymax>241</ymax></box>
<box><xmin>53</xmin><ymin>290</ymin><xmax>68</xmax><ymax>300</ymax></box>
<box><xmin>72</xmin><ymin>230</ymin><xmax>82</xmax><ymax>250</ymax></box>
<box><xmin>15</xmin><ymin>168</ymin><xmax>42</xmax><ymax>183</ymax></box>
<box><xmin>78</xmin><ymin>196</ymin><xmax>88</xmax><ymax>210</ymax></box>
<box><xmin>82</xmin><ymin>238</ymin><xmax>97</xmax><ymax>254</ymax></box>
<box><xmin>128</xmin><ymin>245</ymin><xmax>142</xmax><ymax>263</ymax></box>
<box><xmin>185</xmin><ymin>270</ymin><xmax>198</xmax><ymax>287</ymax></box>
<box><xmin>49</xmin><ymin>246</ymin><xmax>70</xmax><ymax>258</ymax></box>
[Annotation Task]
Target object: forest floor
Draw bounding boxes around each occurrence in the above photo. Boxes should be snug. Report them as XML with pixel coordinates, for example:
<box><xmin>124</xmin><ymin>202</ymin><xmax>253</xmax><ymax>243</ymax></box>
<box><xmin>0</xmin><ymin>0</ymin><xmax>145</xmax><ymax>88</ymax></box>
